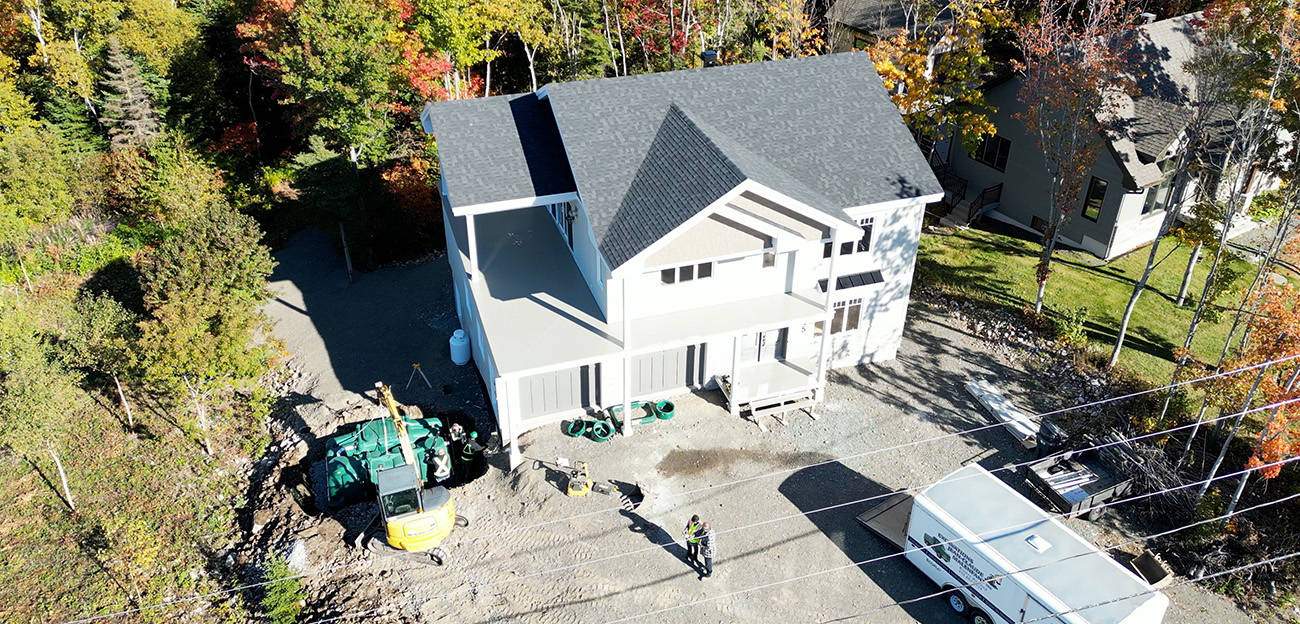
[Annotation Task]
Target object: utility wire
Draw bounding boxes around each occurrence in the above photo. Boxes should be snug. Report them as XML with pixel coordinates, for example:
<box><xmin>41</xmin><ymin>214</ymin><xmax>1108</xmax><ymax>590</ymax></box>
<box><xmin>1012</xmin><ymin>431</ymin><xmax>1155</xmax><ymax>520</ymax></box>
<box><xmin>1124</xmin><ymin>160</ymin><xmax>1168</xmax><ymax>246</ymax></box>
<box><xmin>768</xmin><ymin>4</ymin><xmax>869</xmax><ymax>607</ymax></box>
<box><xmin>304</xmin><ymin>397</ymin><xmax>1297</xmax><ymax>622</ymax></box>
<box><xmin>301</xmin><ymin>415</ymin><xmax>1300</xmax><ymax>624</ymax></box>
<box><xmin>1010</xmin><ymin>551</ymin><xmax>1300</xmax><ymax>624</ymax></box>
<box><xmin>830</xmin><ymin>491</ymin><xmax>1300</xmax><ymax>622</ymax></box>
<box><xmin>65</xmin><ymin>355</ymin><xmax>1300</xmax><ymax>623</ymax></box>
<box><xmin>592</xmin><ymin>455</ymin><xmax>1300</xmax><ymax>624</ymax></box>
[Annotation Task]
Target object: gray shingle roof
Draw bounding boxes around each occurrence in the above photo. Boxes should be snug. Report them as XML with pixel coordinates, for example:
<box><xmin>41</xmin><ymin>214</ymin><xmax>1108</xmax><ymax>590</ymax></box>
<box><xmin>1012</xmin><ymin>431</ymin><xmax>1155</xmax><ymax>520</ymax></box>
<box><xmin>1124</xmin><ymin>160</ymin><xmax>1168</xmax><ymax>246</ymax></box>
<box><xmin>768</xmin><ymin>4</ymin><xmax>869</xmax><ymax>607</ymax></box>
<box><xmin>827</xmin><ymin>0</ymin><xmax>949</xmax><ymax>38</ymax></box>
<box><xmin>545</xmin><ymin>52</ymin><xmax>941</xmax><ymax>269</ymax></box>
<box><xmin>423</xmin><ymin>93</ymin><xmax>575</xmax><ymax>207</ymax></box>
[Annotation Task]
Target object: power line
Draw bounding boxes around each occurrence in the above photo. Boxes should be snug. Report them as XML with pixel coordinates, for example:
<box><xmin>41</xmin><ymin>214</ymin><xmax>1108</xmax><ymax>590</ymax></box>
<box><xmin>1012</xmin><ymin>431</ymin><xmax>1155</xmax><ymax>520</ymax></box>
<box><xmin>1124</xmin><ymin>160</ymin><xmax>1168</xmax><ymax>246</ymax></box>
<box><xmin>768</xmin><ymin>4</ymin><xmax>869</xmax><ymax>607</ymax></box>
<box><xmin>301</xmin><ymin>414</ymin><xmax>1300</xmax><ymax>624</ymax></box>
<box><xmin>311</xmin><ymin>398</ymin><xmax>1296</xmax><ymax>621</ymax></box>
<box><xmin>65</xmin><ymin>355</ymin><xmax>1300</xmax><ymax>623</ymax></box>
<box><xmin>832</xmin><ymin>491</ymin><xmax>1300</xmax><ymax>621</ymax></box>
<box><xmin>592</xmin><ymin>455</ymin><xmax>1300</xmax><ymax>624</ymax></box>
<box><xmin>1016</xmin><ymin>551</ymin><xmax>1300</xmax><ymax>624</ymax></box>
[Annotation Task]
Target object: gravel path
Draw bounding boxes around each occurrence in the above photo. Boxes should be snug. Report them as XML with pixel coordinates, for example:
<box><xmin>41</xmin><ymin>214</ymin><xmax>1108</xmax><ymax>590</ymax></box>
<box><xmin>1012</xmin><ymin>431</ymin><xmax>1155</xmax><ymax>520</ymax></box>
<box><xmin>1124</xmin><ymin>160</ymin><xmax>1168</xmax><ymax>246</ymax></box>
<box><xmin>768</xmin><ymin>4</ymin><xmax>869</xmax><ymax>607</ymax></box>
<box><xmin>264</xmin><ymin>231</ymin><xmax>1258</xmax><ymax>624</ymax></box>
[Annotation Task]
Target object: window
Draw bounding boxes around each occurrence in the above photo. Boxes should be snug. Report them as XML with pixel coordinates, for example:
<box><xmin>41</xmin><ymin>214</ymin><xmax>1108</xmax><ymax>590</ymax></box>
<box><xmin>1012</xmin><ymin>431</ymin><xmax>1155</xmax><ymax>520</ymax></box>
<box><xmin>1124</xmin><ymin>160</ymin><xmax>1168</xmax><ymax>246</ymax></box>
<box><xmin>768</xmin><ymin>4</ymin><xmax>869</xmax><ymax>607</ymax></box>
<box><xmin>823</xmin><ymin>242</ymin><xmax>833</xmax><ymax>258</ymax></box>
<box><xmin>856</xmin><ymin>218</ymin><xmax>874</xmax><ymax>253</ymax></box>
<box><xmin>1143</xmin><ymin>163</ymin><xmax>1177</xmax><ymax>215</ymax></box>
<box><xmin>853</xmin><ymin>36</ymin><xmax>872</xmax><ymax>51</ymax></box>
<box><xmin>762</xmin><ymin>251</ymin><xmax>776</xmax><ymax>268</ymax></box>
<box><xmin>549</xmin><ymin>202</ymin><xmax>575</xmax><ymax>248</ymax></box>
<box><xmin>1082</xmin><ymin>176</ymin><xmax>1108</xmax><ymax>222</ymax></box>
<box><xmin>972</xmin><ymin>135</ymin><xmax>1011</xmax><ymax>172</ymax></box>
<box><xmin>660</xmin><ymin>262</ymin><xmax>713</xmax><ymax>284</ymax></box>
<box><xmin>831</xmin><ymin>298</ymin><xmax>862</xmax><ymax>334</ymax></box>
<box><xmin>1030</xmin><ymin>216</ymin><xmax>1048</xmax><ymax>232</ymax></box>
<box><xmin>840</xmin><ymin>241</ymin><xmax>854</xmax><ymax>255</ymax></box>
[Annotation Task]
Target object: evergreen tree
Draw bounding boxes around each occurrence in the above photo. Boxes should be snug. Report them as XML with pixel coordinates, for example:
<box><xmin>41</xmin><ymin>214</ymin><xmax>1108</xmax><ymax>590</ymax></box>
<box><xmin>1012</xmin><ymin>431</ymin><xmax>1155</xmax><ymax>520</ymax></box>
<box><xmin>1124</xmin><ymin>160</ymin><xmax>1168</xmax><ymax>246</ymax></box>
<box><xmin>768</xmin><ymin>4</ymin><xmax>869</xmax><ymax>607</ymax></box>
<box><xmin>98</xmin><ymin>39</ymin><xmax>160</xmax><ymax>151</ymax></box>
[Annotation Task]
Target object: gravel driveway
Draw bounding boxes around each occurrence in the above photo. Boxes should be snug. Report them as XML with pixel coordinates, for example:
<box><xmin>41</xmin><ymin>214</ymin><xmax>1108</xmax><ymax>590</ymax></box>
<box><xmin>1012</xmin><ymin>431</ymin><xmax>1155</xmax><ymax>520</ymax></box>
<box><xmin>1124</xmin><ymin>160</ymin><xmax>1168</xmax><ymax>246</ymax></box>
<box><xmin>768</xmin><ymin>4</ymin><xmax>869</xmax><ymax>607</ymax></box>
<box><xmin>265</xmin><ymin>230</ymin><xmax>1257</xmax><ymax>624</ymax></box>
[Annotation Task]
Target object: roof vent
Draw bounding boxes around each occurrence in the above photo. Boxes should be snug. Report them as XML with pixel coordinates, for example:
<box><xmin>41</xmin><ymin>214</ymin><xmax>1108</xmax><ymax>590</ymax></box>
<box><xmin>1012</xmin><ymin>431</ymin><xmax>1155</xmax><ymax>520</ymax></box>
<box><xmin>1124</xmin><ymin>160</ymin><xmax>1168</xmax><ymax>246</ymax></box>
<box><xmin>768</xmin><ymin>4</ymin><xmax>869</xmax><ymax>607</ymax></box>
<box><xmin>700</xmin><ymin>50</ymin><xmax>720</xmax><ymax>67</ymax></box>
<box><xmin>1026</xmin><ymin>534</ymin><xmax>1053</xmax><ymax>553</ymax></box>
<box><xmin>1140</xmin><ymin>12</ymin><xmax>1157</xmax><ymax>24</ymax></box>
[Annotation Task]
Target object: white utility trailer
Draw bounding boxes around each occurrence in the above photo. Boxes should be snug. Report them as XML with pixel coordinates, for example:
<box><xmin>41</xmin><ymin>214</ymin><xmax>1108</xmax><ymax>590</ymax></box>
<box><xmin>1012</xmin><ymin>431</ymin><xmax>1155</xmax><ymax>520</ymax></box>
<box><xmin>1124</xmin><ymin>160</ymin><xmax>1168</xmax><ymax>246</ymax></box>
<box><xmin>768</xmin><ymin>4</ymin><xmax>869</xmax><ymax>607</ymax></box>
<box><xmin>857</xmin><ymin>465</ymin><xmax>1168</xmax><ymax>624</ymax></box>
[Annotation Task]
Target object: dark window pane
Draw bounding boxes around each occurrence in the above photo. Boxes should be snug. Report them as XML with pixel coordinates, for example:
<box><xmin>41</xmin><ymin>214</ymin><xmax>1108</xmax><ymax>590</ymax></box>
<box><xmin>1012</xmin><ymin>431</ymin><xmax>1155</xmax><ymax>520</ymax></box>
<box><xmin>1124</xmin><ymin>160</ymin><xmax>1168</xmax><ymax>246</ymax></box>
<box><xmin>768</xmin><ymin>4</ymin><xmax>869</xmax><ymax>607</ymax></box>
<box><xmin>680</xmin><ymin>265</ymin><xmax>694</xmax><ymax>281</ymax></box>
<box><xmin>661</xmin><ymin>269</ymin><xmax>675</xmax><ymax>284</ymax></box>
<box><xmin>845</xmin><ymin>304</ymin><xmax>861</xmax><ymax>331</ymax></box>
<box><xmin>1082</xmin><ymin>177</ymin><xmax>1107</xmax><ymax>222</ymax></box>
<box><xmin>823</xmin><ymin>242</ymin><xmax>832</xmax><ymax>258</ymax></box>
<box><xmin>698</xmin><ymin>262</ymin><xmax>713</xmax><ymax>278</ymax></box>
<box><xmin>857</xmin><ymin>219</ymin><xmax>873</xmax><ymax>252</ymax></box>
<box><xmin>840</xmin><ymin>241</ymin><xmax>854</xmax><ymax>255</ymax></box>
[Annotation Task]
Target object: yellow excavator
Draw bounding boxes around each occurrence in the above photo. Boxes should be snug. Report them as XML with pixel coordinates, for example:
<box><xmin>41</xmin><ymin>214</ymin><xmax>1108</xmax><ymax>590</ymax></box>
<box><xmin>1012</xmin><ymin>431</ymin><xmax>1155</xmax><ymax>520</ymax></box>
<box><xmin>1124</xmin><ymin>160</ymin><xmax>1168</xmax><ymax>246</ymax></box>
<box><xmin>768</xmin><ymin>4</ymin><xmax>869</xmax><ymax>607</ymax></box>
<box><xmin>353</xmin><ymin>383</ymin><xmax>468</xmax><ymax>564</ymax></box>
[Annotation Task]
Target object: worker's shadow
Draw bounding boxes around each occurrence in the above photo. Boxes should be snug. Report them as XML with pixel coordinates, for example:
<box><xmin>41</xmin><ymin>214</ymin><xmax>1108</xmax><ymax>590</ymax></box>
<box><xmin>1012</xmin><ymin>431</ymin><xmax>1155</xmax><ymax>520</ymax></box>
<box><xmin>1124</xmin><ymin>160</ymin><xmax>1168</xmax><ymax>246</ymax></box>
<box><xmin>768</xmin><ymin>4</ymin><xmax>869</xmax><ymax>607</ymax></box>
<box><xmin>619</xmin><ymin>509</ymin><xmax>692</xmax><ymax>569</ymax></box>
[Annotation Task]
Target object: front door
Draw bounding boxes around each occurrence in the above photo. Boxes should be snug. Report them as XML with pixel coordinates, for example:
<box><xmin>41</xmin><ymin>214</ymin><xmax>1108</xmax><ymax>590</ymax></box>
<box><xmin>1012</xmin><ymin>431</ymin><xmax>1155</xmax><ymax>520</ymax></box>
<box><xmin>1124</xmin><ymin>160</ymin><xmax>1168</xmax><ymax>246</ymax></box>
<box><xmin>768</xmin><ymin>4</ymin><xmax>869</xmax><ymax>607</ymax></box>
<box><xmin>753</xmin><ymin>328</ymin><xmax>787</xmax><ymax>362</ymax></box>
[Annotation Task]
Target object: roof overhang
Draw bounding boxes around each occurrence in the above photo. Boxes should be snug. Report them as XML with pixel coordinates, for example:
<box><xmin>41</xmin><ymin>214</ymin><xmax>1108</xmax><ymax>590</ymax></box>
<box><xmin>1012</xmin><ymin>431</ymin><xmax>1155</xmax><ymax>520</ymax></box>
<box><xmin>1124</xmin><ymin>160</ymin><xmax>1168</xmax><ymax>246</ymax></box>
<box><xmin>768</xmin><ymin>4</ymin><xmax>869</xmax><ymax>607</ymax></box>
<box><xmin>451</xmin><ymin>192</ymin><xmax>580</xmax><ymax>217</ymax></box>
<box><xmin>610</xmin><ymin>179</ymin><xmax>864</xmax><ymax>278</ymax></box>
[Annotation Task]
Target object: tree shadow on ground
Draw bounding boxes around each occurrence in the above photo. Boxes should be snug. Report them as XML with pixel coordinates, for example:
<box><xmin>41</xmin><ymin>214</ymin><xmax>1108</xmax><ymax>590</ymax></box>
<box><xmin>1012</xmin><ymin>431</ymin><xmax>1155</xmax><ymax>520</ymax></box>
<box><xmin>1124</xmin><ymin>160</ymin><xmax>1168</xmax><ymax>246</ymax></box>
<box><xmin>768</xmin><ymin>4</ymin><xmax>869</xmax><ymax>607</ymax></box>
<box><xmin>777</xmin><ymin>461</ymin><xmax>964</xmax><ymax>624</ymax></box>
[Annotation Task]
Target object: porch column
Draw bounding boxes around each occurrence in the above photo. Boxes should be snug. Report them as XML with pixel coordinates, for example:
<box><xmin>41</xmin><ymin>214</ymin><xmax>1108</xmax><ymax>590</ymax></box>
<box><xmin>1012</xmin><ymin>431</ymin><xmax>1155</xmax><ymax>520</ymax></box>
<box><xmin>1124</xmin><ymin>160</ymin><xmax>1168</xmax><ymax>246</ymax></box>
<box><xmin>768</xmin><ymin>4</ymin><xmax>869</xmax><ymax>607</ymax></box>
<box><xmin>466</xmin><ymin>213</ymin><xmax>479</xmax><ymax>281</ymax></box>
<box><xmin>729</xmin><ymin>334</ymin><xmax>741</xmax><ymax>417</ymax></box>
<box><xmin>622</xmin><ymin>282</ymin><xmax>634</xmax><ymax>436</ymax></box>
<box><xmin>495</xmin><ymin>376</ymin><xmax>522</xmax><ymax>470</ymax></box>
<box><xmin>815</xmin><ymin>234</ymin><xmax>840</xmax><ymax>394</ymax></box>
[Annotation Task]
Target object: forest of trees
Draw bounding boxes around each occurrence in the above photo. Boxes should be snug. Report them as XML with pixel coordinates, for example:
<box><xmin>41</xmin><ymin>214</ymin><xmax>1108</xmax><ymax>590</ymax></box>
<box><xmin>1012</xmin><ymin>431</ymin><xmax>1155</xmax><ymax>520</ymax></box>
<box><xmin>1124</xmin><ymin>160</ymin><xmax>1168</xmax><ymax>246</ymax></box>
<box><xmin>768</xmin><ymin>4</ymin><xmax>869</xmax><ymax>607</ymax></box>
<box><xmin>0</xmin><ymin>0</ymin><xmax>1298</xmax><ymax>621</ymax></box>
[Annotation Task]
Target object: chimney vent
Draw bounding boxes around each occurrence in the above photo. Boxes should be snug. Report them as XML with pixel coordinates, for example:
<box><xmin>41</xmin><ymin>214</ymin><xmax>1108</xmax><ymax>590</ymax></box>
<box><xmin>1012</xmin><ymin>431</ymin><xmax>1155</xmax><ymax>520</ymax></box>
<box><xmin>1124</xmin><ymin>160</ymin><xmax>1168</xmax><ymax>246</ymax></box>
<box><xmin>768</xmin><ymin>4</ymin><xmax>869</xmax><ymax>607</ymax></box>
<box><xmin>700</xmin><ymin>50</ymin><xmax>720</xmax><ymax>67</ymax></box>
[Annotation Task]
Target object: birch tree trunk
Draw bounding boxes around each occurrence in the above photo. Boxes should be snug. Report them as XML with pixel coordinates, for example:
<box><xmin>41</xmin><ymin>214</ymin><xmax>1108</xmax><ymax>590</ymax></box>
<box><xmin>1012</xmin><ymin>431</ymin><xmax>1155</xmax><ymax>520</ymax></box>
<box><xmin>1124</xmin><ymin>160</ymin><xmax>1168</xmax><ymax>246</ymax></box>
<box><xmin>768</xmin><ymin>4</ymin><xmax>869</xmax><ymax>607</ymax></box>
<box><xmin>1222</xmin><ymin>369</ymin><xmax>1294</xmax><ymax>525</ymax></box>
<box><xmin>1033</xmin><ymin>210</ymin><xmax>1062</xmax><ymax>315</ymax></box>
<box><xmin>113</xmin><ymin>373</ymin><xmax>134</xmax><ymax>431</ymax></box>
<box><xmin>1110</xmin><ymin>173</ymin><xmax>1190</xmax><ymax>367</ymax></box>
<box><xmin>1176</xmin><ymin>243</ymin><xmax>1201</xmax><ymax>305</ymax></box>
<box><xmin>49</xmin><ymin>446</ymin><xmax>74</xmax><ymax>511</ymax></box>
<box><xmin>1193</xmin><ymin>363</ymin><xmax>1267</xmax><ymax>504</ymax></box>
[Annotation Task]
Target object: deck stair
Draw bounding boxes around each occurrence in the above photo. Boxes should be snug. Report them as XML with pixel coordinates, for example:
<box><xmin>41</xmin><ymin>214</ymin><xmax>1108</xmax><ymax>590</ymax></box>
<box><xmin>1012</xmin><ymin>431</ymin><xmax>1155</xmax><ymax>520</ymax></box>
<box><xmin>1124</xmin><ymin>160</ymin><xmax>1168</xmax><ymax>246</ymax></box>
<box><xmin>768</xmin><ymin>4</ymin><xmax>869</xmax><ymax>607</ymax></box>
<box><xmin>717</xmin><ymin>374</ymin><xmax>817</xmax><ymax>431</ymax></box>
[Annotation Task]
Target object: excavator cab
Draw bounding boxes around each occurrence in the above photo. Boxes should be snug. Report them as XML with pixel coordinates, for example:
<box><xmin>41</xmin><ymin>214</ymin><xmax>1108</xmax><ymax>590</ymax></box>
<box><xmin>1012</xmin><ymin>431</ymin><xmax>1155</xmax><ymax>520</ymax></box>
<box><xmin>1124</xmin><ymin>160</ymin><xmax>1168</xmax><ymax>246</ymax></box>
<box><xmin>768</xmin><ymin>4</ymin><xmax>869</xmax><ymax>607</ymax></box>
<box><xmin>375</xmin><ymin>466</ymin><xmax>460</xmax><ymax>552</ymax></box>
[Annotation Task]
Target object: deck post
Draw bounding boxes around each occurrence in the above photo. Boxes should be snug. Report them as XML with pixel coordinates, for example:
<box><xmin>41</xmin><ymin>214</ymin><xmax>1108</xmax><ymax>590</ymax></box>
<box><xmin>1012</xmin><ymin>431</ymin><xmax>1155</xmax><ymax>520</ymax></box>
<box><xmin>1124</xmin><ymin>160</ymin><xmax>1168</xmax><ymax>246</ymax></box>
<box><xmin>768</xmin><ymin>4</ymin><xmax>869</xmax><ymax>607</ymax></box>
<box><xmin>729</xmin><ymin>334</ymin><xmax>741</xmax><ymax>417</ymax></box>
<box><xmin>466</xmin><ymin>213</ymin><xmax>479</xmax><ymax>281</ymax></box>
<box><xmin>622</xmin><ymin>282</ymin><xmax>634</xmax><ymax>436</ymax></box>
<box><xmin>815</xmin><ymin>234</ymin><xmax>840</xmax><ymax>394</ymax></box>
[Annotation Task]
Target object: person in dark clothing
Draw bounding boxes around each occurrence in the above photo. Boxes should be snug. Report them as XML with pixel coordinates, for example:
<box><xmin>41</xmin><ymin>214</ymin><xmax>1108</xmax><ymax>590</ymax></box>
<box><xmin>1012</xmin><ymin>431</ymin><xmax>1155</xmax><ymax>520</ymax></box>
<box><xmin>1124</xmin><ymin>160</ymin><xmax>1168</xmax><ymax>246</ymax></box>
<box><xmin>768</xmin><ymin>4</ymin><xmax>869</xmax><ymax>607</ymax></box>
<box><xmin>698</xmin><ymin>522</ymin><xmax>714</xmax><ymax>579</ymax></box>
<box><xmin>684</xmin><ymin>514</ymin><xmax>702</xmax><ymax>565</ymax></box>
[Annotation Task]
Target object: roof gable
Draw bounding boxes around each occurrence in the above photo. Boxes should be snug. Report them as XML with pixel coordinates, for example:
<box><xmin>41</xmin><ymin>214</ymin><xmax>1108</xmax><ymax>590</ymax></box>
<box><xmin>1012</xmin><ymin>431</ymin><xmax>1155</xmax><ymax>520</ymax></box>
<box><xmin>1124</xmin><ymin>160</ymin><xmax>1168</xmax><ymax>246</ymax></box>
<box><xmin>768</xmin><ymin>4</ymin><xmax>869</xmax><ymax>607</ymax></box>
<box><xmin>545</xmin><ymin>53</ymin><xmax>942</xmax><ymax>269</ymax></box>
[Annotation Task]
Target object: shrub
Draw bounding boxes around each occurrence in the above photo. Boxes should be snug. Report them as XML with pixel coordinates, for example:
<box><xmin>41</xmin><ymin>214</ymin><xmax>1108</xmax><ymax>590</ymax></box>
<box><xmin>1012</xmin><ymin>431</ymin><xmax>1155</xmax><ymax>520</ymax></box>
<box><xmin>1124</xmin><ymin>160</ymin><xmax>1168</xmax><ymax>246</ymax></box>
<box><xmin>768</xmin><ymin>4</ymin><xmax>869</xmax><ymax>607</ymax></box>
<box><xmin>1053</xmin><ymin>305</ymin><xmax>1090</xmax><ymax>348</ymax></box>
<box><xmin>260</xmin><ymin>554</ymin><xmax>304</xmax><ymax>624</ymax></box>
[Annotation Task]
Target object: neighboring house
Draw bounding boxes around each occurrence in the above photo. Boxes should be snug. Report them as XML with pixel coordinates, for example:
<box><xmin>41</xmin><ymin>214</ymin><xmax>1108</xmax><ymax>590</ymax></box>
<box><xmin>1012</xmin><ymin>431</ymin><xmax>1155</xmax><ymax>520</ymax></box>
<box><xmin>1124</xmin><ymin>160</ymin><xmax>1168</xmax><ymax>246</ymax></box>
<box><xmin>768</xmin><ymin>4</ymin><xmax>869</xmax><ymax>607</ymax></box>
<box><xmin>940</xmin><ymin>13</ymin><xmax>1272</xmax><ymax>260</ymax></box>
<box><xmin>422</xmin><ymin>53</ymin><xmax>942</xmax><ymax>465</ymax></box>
<box><xmin>827</xmin><ymin>0</ymin><xmax>949</xmax><ymax>52</ymax></box>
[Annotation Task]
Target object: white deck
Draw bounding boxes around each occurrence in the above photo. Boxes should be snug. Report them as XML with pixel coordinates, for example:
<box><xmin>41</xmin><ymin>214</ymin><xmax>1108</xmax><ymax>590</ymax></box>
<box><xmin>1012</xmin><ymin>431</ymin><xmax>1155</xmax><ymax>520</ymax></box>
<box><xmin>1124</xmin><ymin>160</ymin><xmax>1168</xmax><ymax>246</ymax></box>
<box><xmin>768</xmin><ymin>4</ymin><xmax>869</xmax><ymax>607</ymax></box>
<box><xmin>733</xmin><ymin>358</ymin><xmax>817</xmax><ymax>403</ymax></box>
<box><xmin>468</xmin><ymin>207</ymin><xmax>828</xmax><ymax>376</ymax></box>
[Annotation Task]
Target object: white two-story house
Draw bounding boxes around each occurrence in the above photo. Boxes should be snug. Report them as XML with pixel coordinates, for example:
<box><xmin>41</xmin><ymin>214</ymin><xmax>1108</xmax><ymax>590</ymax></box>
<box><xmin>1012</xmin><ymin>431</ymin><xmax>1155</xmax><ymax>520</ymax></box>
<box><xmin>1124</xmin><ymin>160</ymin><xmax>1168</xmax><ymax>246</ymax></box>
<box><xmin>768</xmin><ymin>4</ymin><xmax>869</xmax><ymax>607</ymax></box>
<box><xmin>422</xmin><ymin>53</ymin><xmax>943</xmax><ymax>466</ymax></box>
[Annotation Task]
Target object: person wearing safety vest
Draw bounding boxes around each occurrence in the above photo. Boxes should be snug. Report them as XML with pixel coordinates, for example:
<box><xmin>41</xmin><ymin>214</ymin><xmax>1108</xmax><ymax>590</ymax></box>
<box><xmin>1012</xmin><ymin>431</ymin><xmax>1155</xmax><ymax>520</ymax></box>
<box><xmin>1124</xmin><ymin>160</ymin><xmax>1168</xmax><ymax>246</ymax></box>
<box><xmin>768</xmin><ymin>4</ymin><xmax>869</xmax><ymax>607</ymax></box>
<box><xmin>684</xmin><ymin>515</ymin><xmax>702</xmax><ymax>565</ymax></box>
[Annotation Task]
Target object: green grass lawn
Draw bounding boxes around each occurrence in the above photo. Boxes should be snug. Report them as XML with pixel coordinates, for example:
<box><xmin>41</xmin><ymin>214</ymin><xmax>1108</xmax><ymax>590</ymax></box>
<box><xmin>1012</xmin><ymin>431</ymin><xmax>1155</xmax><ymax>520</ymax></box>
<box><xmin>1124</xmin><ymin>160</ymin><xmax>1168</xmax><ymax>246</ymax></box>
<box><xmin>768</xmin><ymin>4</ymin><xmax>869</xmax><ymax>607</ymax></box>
<box><xmin>916</xmin><ymin>224</ymin><xmax>1271</xmax><ymax>384</ymax></box>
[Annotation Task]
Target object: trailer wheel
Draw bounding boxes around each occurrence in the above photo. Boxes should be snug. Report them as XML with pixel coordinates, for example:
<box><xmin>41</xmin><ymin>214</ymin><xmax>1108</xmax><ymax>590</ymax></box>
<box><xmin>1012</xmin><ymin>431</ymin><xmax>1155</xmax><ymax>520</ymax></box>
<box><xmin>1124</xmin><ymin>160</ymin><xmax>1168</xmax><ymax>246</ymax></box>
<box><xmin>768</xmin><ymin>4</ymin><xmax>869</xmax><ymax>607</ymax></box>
<box><xmin>969</xmin><ymin>609</ymin><xmax>993</xmax><ymax>624</ymax></box>
<box><xmin>945</xmin><ymin>589</ymin><xmax>970</xmax><ymax>615</ymax></box>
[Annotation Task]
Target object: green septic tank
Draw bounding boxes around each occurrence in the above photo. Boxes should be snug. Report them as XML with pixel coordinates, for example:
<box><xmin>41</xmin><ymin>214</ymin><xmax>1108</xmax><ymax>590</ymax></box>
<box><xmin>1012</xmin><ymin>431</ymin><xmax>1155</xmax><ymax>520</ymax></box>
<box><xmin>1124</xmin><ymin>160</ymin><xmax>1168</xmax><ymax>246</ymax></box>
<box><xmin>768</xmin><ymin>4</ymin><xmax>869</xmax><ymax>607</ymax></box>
<box><xmin>323</xmin><ymin>415</ymin><xmax>450</xmax><ymax>507</ymax></box>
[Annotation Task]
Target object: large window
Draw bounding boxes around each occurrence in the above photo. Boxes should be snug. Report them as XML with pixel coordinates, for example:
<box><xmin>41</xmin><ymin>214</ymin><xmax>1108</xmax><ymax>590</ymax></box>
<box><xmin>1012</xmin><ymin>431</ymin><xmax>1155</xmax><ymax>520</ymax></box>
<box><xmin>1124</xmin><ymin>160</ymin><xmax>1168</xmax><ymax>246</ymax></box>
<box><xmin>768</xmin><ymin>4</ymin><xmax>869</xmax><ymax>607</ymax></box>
<box><xmin>856</xmin><ymin>218</ymin><xmax>874</xmax><ymax>252</ymax></box>
<box><xmin>833</xmin><ymin>218</ymin><xmax>876</xmax><ymax>256</ymax></box>
<box><xmin>831</xmin><ymin>298</ymin><xmax>862</xmax><ymax>334</ymax></box>
<box><xmin>660</xmin><ymin>262</ymin><xmax>713</xmax><ymax>284</ymax></box>
<box><xmin>1082</xmin><ymin>176</ymin><xmax>1108</xmax><ymax>222</ymax></box>
<box><xmin>972</xmin><ymin>135</ymin><xmax>1011</xmax><ymax>172</ymax></box>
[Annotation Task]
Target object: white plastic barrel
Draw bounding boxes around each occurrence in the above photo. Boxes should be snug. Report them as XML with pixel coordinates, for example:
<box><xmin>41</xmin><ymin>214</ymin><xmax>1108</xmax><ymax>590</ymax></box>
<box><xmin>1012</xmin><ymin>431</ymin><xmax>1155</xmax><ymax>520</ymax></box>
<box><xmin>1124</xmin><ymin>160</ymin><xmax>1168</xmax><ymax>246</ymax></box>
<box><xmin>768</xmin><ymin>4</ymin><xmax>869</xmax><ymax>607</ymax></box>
<box><xmin>450</xmin><ymin>329</ymin><xmax>471</xmax><ymax>365</ymax></box>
